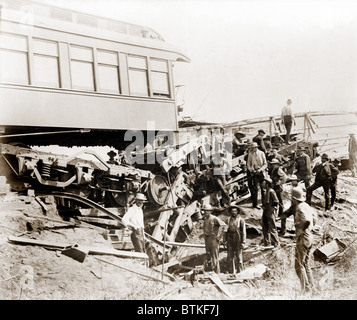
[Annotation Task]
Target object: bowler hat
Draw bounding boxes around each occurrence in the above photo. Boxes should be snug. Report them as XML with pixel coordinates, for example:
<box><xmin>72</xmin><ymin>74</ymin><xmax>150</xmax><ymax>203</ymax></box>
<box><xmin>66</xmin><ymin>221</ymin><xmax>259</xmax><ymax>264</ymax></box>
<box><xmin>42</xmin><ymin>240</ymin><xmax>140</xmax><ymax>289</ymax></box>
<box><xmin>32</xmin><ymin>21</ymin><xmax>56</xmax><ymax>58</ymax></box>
<box><xmin>234</xmin><ymin>130</ymin><xmax>246</xmax><ymax>137</ymax></box>
<box><xmin>321</xmin><ymin>153</ymin><xmax>329</xmax><ymax>159</ymax></box>
<box><xmin>291</xmin><ymin>187</ymin><xmax>305</xmax><ymax>201</ymax></box>
<box><xmin>269</xmin><ymin>158</ymin><xmax>281</xmax><ymax>165</ymax></box>
<box><xmin>258</xmin><ymin>129</ymin><xmax>265</xmax><ymax>134</ymax></box>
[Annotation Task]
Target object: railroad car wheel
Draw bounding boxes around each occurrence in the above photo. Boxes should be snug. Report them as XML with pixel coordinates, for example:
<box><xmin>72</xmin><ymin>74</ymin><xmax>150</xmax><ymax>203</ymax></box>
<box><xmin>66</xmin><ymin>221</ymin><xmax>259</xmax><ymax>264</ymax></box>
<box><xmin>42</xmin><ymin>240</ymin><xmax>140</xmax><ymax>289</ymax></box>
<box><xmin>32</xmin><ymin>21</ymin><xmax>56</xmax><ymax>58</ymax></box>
<box><xmin>146</xmin><ymin>175</ymin><xmax>170</xmax><ymax>207</ymax></box>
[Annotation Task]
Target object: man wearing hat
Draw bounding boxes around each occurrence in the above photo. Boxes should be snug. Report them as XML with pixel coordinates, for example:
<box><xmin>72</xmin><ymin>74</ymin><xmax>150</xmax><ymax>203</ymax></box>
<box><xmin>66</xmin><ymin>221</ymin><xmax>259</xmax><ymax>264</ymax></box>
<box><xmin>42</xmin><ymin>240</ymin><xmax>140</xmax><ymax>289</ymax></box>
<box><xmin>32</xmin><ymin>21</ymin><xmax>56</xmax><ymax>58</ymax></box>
<box><xmin>210</xmin><ymin>150</ymin><xmax>231</xmax><ymax>207</ymax></box>
<box><xmin>246</xmin><ymin>142</ymin><xmax>267</xmax><ymax>209</ymax></box>
<box><xmin>224</xmin><ymin>204</ymin><xmax>246</xmax><ymax>274</ymax></box>
<box><xmin>253</xmin><ymin>129</ymin><xmax>267</xmax><ymax>153</ymax></box>
<box><xmin>263</xmin><ymin>135</ymin><xmax>272</xmax><ymax>153</ymax></box>
<box><xmin>201</xmin><ymin>204</ymin><xmax>227</xmax><ymax>274</ymax></box>
<box><xmin>288</xmin><ymin>187</ymin><xmax>316</xmax><ymax>293</ymax></box>
<box><xmin>261</xmin><ymin>176</ymin><xmax>280</xmax><ymax>247</ymax></box>
<box><xmin>271</xmin><ymin>131</ymin><xmax>285</xmax><ymax>149</ymax></box>
<box><xmin>232</xmin><ymin>130</ymin><xmax>246</xmax><ymax>157</ymax></box>
<box><xmin>306</xmin><ymin>153</ymin><xmax>339</xmax><ymax>212</ymax></box>
<box><xmin>122</xmin><ymin>193</ymin><xmax>147</xmax><ymax>252</ymax></box>
<box><xmin>288</xmin><ymin>174</ymin><xmax>299</xmax><ymax>187</ymax></box>
<box><xmin>269</xmin><ymin>158</ymin><xmax>287</xmax><ymax>234</ymax></box>
<box><xmin>294</xmin><ymin>146</ymin><xmax>312</xmax><ymax>189</ymax></box>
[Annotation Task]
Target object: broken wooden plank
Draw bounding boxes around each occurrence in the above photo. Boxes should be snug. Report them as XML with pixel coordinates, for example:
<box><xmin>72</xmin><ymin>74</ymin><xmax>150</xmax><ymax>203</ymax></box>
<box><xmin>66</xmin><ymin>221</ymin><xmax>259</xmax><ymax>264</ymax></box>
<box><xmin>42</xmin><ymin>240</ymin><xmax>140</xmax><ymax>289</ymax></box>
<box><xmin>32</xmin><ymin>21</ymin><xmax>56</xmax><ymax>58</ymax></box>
<box><xmin>24</xmin><ymin>213</ymin><xmax>76</xmax><ymax>226</ymax></box>
<box><xmin>8</xmin><ymin>236</ymin><xmax>148</xmax><ymax>259</ymax></box>
<box><xmin>69</xmin><ymin>218</ymin><xmax>109</xmax><ymax>233</ymax></box>
<box><xmin>8</xmin><ymin>236</ymin><xmax>69</xmax><ymax>249</ymax></box>
<box><xmin>85</xmin><ymin>246</ymin><xmax>148</xmax><ymax>260</ymax></box>
<box><xmin>35</xmin><ymin>196</ymin><xmax>49</xmax><ymax>212</ymax></box>
<box><xmin>76</xmin><ymin>216</ymin><xmax>120</xmax><ymax>227</ymax></box>
<box><xmin>208</xmin><ymin>272</ymin><xmax>234</xmax><ymax>298</ymax></box>
<box><xmin>165</xmin><ymin>241</ymin><xmax>206</xmax><ymax>248</ymax></box>
<box><xmin>152</xmin><ymin>253</ymin><xmax>201</xmax><ymax>273</ymax></box>
<box><xmin>94</xmin><ymin>257</ymin><xmax>170</xmax><ymax>284</ymax></box>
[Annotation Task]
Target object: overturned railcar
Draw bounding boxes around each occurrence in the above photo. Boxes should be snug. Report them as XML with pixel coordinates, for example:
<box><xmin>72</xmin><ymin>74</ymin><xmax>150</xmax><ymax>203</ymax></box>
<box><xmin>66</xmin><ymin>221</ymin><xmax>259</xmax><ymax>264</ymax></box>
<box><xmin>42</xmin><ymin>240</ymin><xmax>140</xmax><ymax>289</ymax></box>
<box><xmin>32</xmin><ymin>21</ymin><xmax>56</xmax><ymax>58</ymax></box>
<box><xmin>0</xmin><ymin>0</ymin><xmax>190</xmax><ymax>148</ymax></box>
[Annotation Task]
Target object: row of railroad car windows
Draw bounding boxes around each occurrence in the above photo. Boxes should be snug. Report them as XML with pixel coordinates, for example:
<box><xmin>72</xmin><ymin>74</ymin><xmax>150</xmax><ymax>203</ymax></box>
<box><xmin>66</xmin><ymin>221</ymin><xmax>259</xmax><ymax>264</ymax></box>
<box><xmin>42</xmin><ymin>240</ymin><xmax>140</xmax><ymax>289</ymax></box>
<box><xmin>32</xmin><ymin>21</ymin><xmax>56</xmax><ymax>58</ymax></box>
<box><xmin>0</xmin><ymin>32</ymin><xmax>170</xmax><ymax>97</ymax></box>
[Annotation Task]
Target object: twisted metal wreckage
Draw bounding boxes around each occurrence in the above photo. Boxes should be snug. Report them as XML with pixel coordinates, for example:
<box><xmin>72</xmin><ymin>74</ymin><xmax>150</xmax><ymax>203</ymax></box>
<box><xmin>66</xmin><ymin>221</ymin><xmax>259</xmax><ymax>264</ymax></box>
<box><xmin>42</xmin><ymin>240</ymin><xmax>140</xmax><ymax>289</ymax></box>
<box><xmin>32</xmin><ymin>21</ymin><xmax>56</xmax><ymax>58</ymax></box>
<box><xmin>0</xmin><ymin>116</ymin><xmax>320</xmax><ymax>265</ymax></box>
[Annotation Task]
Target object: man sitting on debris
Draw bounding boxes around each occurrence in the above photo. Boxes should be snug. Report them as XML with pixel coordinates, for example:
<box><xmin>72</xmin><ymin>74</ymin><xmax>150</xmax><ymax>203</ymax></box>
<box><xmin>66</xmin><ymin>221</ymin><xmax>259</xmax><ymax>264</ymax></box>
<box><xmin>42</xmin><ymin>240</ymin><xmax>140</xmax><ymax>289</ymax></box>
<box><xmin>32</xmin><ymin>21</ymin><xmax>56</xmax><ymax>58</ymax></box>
<box><xmin>286</xmin><ymin>187</ymin><xmax>316</xmax><ymax>293</ymax></box>
<box><xmin>261</xmin><ymin>177</ymin><xmax>280</xmax><ymax>247</ymax></box>
<box><xmin>202</xmin><ymin>204</ymin><xmax>227</xmax><ymax>274</ymax></box>
<box><xmin>246</xmin><ymin>142</ymin><xmax>267</xmax><ymax>209</ymax></box>
<box><xmin>232</xmin><ymin>130</ymin><xmax>246</xmax><ymax>157</ymax></box>
<box><xmin>224</xmin><ymin>204</ymin><xmax>246</xmax><ymax>275</ymax></box>
<box><xmin>306</xmin><ymin>153</ymin><xmax>339</xmax><ymax>212</ymax></box>
<box><xmin>122</xmin><ymin>193</ymin><xmax>147</xmax><ymax>253</ymax></box>
<box><xmin>271</xmin><ymin>131</ymin><xmax>285</xmax><ymax>149</ymax></box>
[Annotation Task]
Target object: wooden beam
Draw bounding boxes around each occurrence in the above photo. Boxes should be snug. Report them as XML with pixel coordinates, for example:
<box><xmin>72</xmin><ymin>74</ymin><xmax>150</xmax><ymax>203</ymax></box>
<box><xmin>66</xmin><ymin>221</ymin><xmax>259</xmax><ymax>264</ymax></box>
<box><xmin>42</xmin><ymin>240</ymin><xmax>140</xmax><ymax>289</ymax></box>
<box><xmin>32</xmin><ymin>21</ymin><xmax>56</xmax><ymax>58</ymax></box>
<box><xmin>86</xmin><ymin>246</ymin><xmax>148</xmax><ymax>260</ymax></box>
<box><xmin>8</xmin><ymin>236</ymin><xmax>148</xmax><ymax>259</ymax></box>
<box><xmin>208</xmin><ymin>272</ymin><xmax>234</xmax><ymax>298</ymax></box>
<box><xmin>8</xmin><ymin>236</ymin><xmax>69</xmax><ymax>249</ymax></box>
<box><xmin>94</xmin><ymin>257</ymin><xmax>170</xmax><ymax>284</ymax></box>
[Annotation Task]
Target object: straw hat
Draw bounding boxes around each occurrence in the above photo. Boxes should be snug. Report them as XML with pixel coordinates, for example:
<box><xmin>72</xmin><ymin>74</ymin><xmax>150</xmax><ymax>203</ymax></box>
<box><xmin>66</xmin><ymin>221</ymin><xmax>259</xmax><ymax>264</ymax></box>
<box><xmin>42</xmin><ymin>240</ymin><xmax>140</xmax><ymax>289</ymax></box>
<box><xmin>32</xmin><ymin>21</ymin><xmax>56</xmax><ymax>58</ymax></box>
<box><xmin>135</xmin><ymin>193</ymin><xmax>147</xmax><ymax>202</ymax></box>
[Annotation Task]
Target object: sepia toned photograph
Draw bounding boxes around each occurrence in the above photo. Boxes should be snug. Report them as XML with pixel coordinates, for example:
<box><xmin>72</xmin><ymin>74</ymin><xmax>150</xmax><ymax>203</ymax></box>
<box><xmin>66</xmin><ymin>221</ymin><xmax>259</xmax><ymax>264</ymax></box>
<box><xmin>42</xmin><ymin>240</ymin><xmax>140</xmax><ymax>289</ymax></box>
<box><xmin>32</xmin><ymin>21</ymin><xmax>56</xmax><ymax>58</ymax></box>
<box><xmin>0</xmin><ymin>0</ymin><xmax>356</xmax><ymax>305</ymax></box>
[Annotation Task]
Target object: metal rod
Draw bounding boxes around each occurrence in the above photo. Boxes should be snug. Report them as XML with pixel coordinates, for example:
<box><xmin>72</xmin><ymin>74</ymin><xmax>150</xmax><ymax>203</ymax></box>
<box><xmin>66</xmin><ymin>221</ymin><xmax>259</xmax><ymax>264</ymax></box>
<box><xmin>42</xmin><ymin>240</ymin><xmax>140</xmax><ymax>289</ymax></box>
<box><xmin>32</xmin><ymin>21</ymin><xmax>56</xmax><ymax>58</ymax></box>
<box><xmin>0</xmin><ymin>129</ymin><xmax>90</xmax><ymax>139</ymax></box>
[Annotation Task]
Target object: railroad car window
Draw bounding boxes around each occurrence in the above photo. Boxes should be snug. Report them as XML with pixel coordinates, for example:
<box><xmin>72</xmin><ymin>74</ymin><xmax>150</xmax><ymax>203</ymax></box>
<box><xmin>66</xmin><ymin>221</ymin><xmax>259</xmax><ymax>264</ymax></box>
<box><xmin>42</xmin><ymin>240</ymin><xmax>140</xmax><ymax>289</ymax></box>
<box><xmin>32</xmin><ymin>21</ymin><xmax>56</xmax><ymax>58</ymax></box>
<box><xmin>50</xmin><ymin>8</ymin><xmax>73</xmax><ymax>22</ymax></box>
<box><xmin>33</xmin><ymin>39</ymin><xmax>59</xmax><ymax>88</ymax></box>
<box><xmin>0</xmin><ymin>33</ymin><xmax>29</xmax><ymax>84</ymax></box>
<box><xmin>128</xmin><ymin>55</ymin><xmax>149</xmax><ymax>97</ymax></box>
<box><xmin>151</xmin><ymin>59</ymin><xmax>170</xmax><ymax>97</ymax></box>
<box><xmin>70</xmin><ymin>45</ymin><xmax>95</xmax><ymax>91</ymax></box>
<box><xmin>97</xmin><ymin>49</ymin><xmax>120</xmax><ymax>94</ymax></box>
<box><xmin>76</xmin><ymin>13</ymin><xmax>98</xmax><ymax>28</ymax></box>
<box><xmin>107</xmin><ymin>21</ymin><xmax>127</xmax><ymax>34</ymax></box>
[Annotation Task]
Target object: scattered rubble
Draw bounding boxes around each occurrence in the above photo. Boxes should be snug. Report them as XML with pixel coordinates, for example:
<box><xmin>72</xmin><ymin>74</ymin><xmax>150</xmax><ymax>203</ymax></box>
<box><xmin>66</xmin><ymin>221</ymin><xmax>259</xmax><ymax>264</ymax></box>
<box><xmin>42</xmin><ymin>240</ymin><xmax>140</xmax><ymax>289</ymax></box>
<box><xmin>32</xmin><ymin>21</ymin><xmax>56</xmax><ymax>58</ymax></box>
<box><xmin>1</xmin><ymin>166</ymin><xmax>357</xmax><ymax>300</ymax></box>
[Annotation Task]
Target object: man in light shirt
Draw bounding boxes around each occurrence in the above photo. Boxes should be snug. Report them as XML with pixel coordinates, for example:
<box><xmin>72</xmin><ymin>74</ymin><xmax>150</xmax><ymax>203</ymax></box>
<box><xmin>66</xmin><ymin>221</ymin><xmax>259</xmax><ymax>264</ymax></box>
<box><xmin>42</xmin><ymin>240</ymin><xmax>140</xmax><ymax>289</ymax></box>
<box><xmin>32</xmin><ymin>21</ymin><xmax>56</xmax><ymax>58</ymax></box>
<box><xmin>281</xmin><ymin>99</ymin><xmax>296</xmax><ymax>144</ymax></box>
<box><xmin>122</xmin><ymin>193</ymin><xmax>147</xmax><ymax>252</ymax></box>
<box><xmin>282</xmin><ymin>187</ymin><xmax>316</xmax><ymax>293</ymax></box>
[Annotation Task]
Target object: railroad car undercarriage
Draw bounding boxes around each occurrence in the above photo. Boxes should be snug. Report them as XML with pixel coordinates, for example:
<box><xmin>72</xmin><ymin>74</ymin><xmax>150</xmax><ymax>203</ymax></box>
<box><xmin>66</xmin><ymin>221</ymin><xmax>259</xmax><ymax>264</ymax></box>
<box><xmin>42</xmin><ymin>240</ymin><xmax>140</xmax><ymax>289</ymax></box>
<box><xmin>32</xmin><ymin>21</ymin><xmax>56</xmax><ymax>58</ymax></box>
<box><xmin>0</xmin><ymin>131</ymin><xmax>318</xmax><ymax>264</ymax></box>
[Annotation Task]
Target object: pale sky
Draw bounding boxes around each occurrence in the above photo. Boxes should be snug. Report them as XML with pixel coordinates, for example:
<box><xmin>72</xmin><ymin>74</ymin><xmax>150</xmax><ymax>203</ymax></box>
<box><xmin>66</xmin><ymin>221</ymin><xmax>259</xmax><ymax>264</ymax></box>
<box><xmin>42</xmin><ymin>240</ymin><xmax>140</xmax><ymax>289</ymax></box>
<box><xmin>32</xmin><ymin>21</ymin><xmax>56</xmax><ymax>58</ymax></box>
<box><xmin>33</xmin><ymin>0</ymin><xmax>357</xmax><ymax>123</ymax></box>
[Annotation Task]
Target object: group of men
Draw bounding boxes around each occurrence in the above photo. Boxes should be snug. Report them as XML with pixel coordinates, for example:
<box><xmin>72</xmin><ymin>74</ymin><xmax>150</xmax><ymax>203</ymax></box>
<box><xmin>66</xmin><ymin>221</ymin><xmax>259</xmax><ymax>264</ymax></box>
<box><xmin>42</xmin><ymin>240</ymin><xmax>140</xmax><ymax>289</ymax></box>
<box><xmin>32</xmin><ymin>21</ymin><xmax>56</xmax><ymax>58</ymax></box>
<box><xmin>119</xmin><ymin>99</ymin><xmax>352</xmax><ymax>293</ymax></box>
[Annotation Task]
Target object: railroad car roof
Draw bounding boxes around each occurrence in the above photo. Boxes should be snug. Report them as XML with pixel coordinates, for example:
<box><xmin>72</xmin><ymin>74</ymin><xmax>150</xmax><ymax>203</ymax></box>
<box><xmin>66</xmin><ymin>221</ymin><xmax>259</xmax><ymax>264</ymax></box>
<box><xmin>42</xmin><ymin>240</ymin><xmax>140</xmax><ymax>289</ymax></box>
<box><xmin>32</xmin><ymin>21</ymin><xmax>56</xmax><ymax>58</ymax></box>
<box><xmin>0</xmin><ymin>0</ymin><xmax>190</xmax><ymax>62</ymax></box>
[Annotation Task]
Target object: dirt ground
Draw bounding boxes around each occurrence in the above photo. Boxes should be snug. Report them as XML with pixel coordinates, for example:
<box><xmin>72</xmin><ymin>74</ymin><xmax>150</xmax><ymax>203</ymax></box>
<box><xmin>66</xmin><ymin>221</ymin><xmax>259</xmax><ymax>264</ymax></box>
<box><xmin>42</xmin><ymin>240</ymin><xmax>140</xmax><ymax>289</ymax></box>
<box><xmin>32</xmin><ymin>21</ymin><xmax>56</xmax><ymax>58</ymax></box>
<box><xmin>0</xmin><ymin>166</ymin><xmax>357</xmax><ymax>300</ymax></box>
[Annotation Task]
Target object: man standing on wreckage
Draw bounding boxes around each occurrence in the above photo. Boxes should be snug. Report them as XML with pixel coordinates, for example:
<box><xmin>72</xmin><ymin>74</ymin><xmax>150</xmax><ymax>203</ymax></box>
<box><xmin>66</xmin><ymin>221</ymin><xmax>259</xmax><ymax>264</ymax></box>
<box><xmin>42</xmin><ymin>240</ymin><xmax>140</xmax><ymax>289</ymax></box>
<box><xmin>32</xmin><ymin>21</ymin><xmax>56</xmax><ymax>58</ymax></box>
<box><xmin>224</xmin><ymin>204</ymin><xmax>246</xmax><ymax>276</ymax></box>
<box><xmin>122</xmin><ymin>193</ymin><xmax>147</xmax><ymax>253</ymax></box>
<box><xmin>281</xmin><ymin>187</ymin><xmax>317</xmax><ymax>293</ymax></box>
<box><xmin>201</xmin><ymin>204</ymin><xmax>227</xmax><ymax>274</ymax></box>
